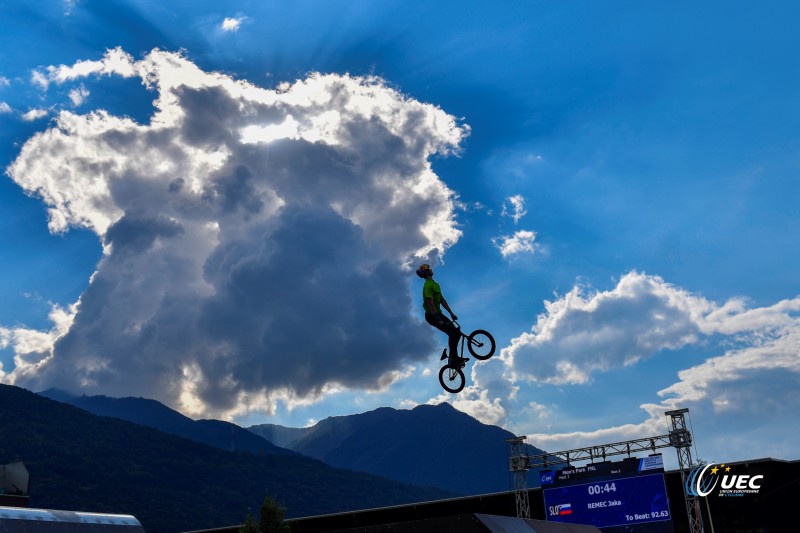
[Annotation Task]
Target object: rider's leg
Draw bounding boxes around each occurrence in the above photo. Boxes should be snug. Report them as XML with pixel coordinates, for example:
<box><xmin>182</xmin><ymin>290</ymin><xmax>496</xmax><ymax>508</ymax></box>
<box><xmin>424</xmin><ymin>312</ymin><xmax>439</xmax><ymax>329</ymax></box>
<box><xmin>439</xmin><ymin>313</ymin><xmax>461</xmax><ymax>361</ymax></box>
<box><xmin>425</xmin><ymin>312</ymin><xmax>463</xmax><ymax>364</ymax></box>
<box><xmin>445</xmin><ymin>326</ymin><xmax>460</xmax><ymax>363</ymax></box>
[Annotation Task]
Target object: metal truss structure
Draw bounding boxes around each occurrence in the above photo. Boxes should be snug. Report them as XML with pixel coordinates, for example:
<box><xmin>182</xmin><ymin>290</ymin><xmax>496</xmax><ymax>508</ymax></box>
<box><xmin>506</xmin><ymin>436</ymin><xmax>531</xmax><ymax>519</ymax></box>
<box><xmin>666</xmin><ymin>408</ymin><xmax>705</xmax><ymax>533</ymax></box>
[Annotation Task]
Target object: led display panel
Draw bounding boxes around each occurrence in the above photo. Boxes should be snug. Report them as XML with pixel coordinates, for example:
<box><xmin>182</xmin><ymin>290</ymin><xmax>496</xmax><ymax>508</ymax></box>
<box><xmin>541</xmin><ymin>455</ymin><xmax>673</xmax><ymax>532</ymax></box>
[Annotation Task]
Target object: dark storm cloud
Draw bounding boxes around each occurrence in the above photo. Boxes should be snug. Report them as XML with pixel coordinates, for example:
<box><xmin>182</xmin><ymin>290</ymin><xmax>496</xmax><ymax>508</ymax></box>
<box><xmin>196</xmin><ymin>205</ymin><xmax>431</xmax><ymax>409</ymax></box>
<box><xmin>105</xmin><ymin>212</ymin><xmax>185</xmax><ymax>253</ymax></box>
<box><xmin>5</xmin><ymin>49</ymin><xmax>467</xmax><ymax>417</ymax></box>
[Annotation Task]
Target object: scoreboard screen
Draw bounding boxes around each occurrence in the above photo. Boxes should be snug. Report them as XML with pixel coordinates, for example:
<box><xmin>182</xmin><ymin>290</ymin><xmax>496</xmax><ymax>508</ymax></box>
<box><xmin>541</xmin><ymin>455</ymin><xmax>673</xmax><ymax>532</ymax></box>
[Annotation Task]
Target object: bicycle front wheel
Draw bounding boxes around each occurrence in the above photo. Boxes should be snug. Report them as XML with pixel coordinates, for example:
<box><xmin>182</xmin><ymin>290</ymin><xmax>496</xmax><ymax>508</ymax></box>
<box><xmin>467</xmin><ymin>329</ymin><xmax>496</xmax><ymax>360</ymax></box>
<box><xmin>438</xmin><ymin>365</ymin><xmax>465</xmax><ymax>393</ymax></box>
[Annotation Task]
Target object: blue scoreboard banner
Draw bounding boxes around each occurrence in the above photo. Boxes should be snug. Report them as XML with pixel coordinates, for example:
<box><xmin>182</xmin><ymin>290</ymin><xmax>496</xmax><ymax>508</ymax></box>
<box><xmin>541</xmin><ymin>455</ymin><xmax>673</xmax><ymax>532</ymax></box>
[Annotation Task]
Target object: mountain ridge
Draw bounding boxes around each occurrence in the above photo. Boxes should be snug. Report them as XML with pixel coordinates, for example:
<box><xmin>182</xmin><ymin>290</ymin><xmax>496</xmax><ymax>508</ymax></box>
<box><xmin>37</xmin><ymin>388</ymin><xmax>547</xmax><ymax>497</ymax></box>
<box><xmin>249</xmin><ymin>402</ymin><xmax>547</xmax><ymax>495</ymax></box>
<box><xmin>38</xmin><ymin>388</ymin><xmax>296</xmax><ymax>456</ymax></box>
<box><xmin>2</xmin><ymin>384</ymin><xmax>453</xmax><ymax>533</ymax></box>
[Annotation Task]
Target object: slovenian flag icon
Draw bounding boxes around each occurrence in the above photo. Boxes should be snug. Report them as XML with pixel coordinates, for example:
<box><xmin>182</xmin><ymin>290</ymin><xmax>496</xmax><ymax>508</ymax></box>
<box><xmin>559</xmin><ymin>504</ymin><xmax>573</xmax><ymax>515</ymax></box>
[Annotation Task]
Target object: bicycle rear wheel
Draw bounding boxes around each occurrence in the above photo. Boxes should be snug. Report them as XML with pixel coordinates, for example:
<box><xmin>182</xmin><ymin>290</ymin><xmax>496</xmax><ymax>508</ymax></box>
<box><xmin>438</xmin><ymin>365</ymin><xmax>465</xmax><ymax>393</ymax></box>
<box><xmin>467</xmin><ymin>329</ymin><xmax>495</xmax><ymax>360</ymax></box>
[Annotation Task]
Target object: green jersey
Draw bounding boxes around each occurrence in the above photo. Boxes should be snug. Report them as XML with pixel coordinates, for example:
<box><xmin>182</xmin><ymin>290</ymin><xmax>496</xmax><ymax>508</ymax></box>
<box><xmin>422</xmin><ymin>278</ymin><xmax>443</xmax><ymax>314</ymax></box>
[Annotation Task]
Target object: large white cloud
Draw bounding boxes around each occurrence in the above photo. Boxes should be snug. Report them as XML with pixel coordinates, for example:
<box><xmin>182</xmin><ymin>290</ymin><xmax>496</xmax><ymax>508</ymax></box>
<box><xmin>450</xmin><ymin>272</ymin><xmax>800</xmax><ymax>464</ymax></box>
<box><xmin>523</xmin><ymin>324</ymin><xmax>800</xmax><ymax>464</ymax></box>
<box><xmin>3</xmin><ymin>48</ymin><xmax>468</xmax><ymax>418</ymax></box>
<box><xmin>503</xmin><ymin>272</ymin><xmax>715</xmax><ymax>385</ymax></box>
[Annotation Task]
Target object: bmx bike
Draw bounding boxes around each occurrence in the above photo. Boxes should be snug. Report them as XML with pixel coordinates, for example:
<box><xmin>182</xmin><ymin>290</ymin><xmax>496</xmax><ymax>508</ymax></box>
<box><xmin>438</xmin><ymin>321</ymin><xmax>496</xmax><ymax>393</ymax></box>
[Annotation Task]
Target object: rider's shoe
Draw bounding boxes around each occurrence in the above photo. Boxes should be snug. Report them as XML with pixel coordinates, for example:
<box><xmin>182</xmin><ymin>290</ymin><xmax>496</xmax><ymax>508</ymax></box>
<box><xmin>440</xmin><ymin>349</ymin><xmax>448</xmax><ymax>361</ymax></box>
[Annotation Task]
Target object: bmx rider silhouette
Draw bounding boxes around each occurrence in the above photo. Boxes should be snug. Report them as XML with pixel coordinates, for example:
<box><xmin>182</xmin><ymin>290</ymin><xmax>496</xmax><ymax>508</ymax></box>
<box><xmin>416</xmin><ymin>263</ymin><xmax>467</xmax><ymax>366</ymax></box>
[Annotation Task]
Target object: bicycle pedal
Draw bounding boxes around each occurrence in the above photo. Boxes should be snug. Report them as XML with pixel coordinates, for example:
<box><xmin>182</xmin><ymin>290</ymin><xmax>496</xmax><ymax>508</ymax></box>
<box><xmin>440</xmin><ymin>349</ymin><xmax>448</xmax><ymax>361</ymax></box>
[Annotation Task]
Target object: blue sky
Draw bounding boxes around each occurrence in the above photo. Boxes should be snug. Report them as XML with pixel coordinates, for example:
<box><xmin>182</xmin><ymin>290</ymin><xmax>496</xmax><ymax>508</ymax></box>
<box><xmin>1</xmin><ymin>0</ymin><xmax>799</xmax><ymax>469</ymax></box>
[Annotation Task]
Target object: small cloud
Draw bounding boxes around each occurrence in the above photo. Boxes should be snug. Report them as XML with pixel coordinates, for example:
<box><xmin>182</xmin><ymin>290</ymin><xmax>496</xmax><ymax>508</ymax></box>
<box><xmin>492</xmin><ymin>229</ymin><xmax>538</xmax><ymax>257</ymax></box>
<box><xmin>64</xmin><ymin>1</ymin><xmax>78</xmax><ymax>16</ymax></box>
<box><xmin>31</xmin><ymin>70</ymin><xmax>49</xmax><ymax>91</ymax></box>
<box><xmin>0</xmin><ymin>76</ymin><xmax>10</xmax><ymax>87</ymax></box>
<box><xmin>528</xmin><ymin>401</ymin><xmax>551</xmax><ymax>421</ymax></box>
<box><xmin>221</xmin><ymin>17</ymin><xmax>245</xmax><ymax>32</ymax></box>
<box><xmin>428</xmin><ymin>385</ymin><xmax>508</xmax><ymax>426</ymax></box>
<box><xmin>21</xmin><ymin>108</ymin><xmax>48</xmax><ymax>121</ymax></box>
<box><xmin>398</xmin><ymin>398</ymin><xmax>419</xmax><ymax>409</ymax></box>
<box><xmin>0</xmin><ymin>102</ymin><xmax>11</xmax><ymax>114</ymax></box>
<box><xmin>68</xmin><ymin>85</ymin><xmax>89</xmax><ymax>107</ymax></box>
<box><xmin>46</xmin><ymin>48</ymin><xmax>137</xmax><ymax>85</ymax></box>
<box><xmin>501</xmin><ymin>194</ymin><xmax>527</xmax><ymax>223</ymax></box>
<box><xmin>455</xmin><ymin>200</ymin><xmax>490</xmax><ymax>214</ymax></box>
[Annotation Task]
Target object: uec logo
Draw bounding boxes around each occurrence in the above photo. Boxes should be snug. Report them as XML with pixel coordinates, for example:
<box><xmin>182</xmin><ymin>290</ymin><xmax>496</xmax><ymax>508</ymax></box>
<box><xmin>686</xmin><ymin>463</ymin><xmax>763</xmax><ymax>497</ymax></box>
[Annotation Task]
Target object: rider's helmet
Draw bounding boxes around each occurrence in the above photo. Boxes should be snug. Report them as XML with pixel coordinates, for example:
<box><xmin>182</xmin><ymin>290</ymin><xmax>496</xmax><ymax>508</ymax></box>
<box><xmin>415</xmin><ymin>263</ymin><xmax>433</xmax><ymax>278</ymax></box>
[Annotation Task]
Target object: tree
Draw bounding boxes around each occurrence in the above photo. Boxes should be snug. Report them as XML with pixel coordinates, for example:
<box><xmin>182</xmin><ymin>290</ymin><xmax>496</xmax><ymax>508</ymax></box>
<box><xmin>238</xmin><ymin>514</ymin><xmax>258</xmax><ymax>533</ymax></box>
<box><xmin>258</xmin><ymin>493</ymin><xmax>290</xmax><ymax>533</ymax></box>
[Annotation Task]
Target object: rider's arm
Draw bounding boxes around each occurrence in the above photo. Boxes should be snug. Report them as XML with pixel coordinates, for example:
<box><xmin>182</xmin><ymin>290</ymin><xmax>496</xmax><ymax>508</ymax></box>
<box><xmin>440</xmin><ymin>297</ymin><xmax>457</xmax><ymax>321</ymax></box>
